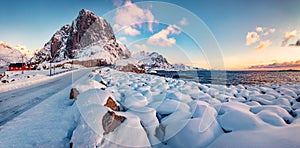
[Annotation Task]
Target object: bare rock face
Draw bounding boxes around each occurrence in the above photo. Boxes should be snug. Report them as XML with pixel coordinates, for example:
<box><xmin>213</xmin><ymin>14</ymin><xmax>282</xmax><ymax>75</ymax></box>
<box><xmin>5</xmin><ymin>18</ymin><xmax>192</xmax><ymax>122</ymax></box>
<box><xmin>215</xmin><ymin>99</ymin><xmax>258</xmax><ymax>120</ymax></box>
<box><xmin>296</xmin><ymin>40</ymin><xmax>300</xmax><ymax>46</ymax></box>
<box><xmin>66</xmin><ymin>9</ymin><xmax>115</xmax><ymax>58</ymax></box>
<box><xmin>1</xmin><ymin>80</ymin><xmax>9</xmax><ymax>83</ymax></box>
<box><xmin>102</xmin><ymin>111</ymin><xmax>126</xmax><ymax>134</ymax></box>
<box><xmin>296</xmin><ymin>97</ymin><xmax>300</xmax><ymax>102</ymax></box>
<box><xmin>72</xmin><ymin>59</ymin><xmax>110</xmax><ymax>67</ymax></box>
<box><xmin>70</xmin><ymin>88</ymin><xmax>79</xmax><ymax>99</ymax></box>
<box><xmin>31</xmin><ymin>9</ymin><xmax>130</xmax><ymax>64</ymax></box>
<box><xmin>120</xmin><ymin>64</ymin><xmax>146</xmax><ymax>74</ymax></box>
<box><xmin>104</xmin><ymin>97</ymin><xmax>120</xmax><ymax>111</ymax></box>
<box><xmin>51</xmin><ymin>25</ymin><xmax>71</xmax><ymax>60</ymax></box>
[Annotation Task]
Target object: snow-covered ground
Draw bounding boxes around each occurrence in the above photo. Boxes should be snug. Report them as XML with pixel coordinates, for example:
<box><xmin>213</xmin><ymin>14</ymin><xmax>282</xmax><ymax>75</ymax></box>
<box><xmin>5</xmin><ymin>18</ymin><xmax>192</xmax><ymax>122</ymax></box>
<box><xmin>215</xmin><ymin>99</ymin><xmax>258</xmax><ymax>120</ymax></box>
<box><xmin>0</xmin><ymin>68</ymin><xmax>78</xmax><ymax>93</ymax></box>
<box><xmin>0</xmin><ymin>67</ymin><xmax>300</xmax><ymax>147</ymax></box>
<box><xmin>0</xmin><ymin>69</ymin><xmax>89</xmax><ymax>126</ymax></box>
<box><xmin>0</xmin><ymin>68</ymin><xmax>91</xmax><ymax>147</ymax></box>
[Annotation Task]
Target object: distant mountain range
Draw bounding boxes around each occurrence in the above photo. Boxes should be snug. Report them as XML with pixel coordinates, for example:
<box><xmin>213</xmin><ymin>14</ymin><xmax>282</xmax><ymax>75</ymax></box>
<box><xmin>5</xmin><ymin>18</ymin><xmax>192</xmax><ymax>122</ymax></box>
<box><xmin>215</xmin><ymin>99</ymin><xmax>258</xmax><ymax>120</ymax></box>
<box><xmin>115</xmin><ymin>51</ymin><xmax>173</xmax><ymax>71</ymax></box>
<box><xmin>0</xmin><ymin>41</ymin><xmax>39</xmax><ymax>66</ymax></box>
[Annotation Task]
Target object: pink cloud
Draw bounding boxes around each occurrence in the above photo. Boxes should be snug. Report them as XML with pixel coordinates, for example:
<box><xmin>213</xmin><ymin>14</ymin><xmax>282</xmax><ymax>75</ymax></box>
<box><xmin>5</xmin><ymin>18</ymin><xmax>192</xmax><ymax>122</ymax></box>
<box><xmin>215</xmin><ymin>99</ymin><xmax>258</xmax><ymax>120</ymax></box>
<box><xmin>112</xmin><ymin>0</ymin><xmax>124</xmax><ymax>7</ymax></box>
<box><xmin>147</xmin><ymin>25</ymin><xmax>181</xmax><ymax>47</ymax></box>
<box><xmin>282</xmin><ymin>30</ymin><xmax>297</xmax><ymax>46</ymax></box>
<box><xmin>285</xmin><ymin>30</ymin><xmax>297</xmax><ymax>40</ymax></box>
<box><xmin>246</xmin><ymin>32</ymin><xmax>260</xmax><ymax>45</ymax></box>
<box><xmin>179</xmin><ymin>17</ymin><xmax>188</xmax><ymax>26</ymax></box>
<box><xmin>114</xmin><ymin>0</ymin><xmax>156</xmax><ymax>36</ymax></box>
<box><xmin>256</xmin><ymin>27</ymin><xmax>263</xmax><ymax>32</ymax></box>
<box><xmin>134</xmin><ymin>44</ymin><xmax>148</xmax><ymax>51</ymax></box>
<box><xmin>117</xmin><ymin>36</ymin><xmax>127</xmax><ymax>43</ymax></box>
<box><xmin>269</xmin><ymin>28</ymin><xmax>276</xmax><ymax>33</ymax></box>
<box><xmin>255</xmin><ymin>40</ymin><xmax>272</xmax><ymax>50</ymax></box>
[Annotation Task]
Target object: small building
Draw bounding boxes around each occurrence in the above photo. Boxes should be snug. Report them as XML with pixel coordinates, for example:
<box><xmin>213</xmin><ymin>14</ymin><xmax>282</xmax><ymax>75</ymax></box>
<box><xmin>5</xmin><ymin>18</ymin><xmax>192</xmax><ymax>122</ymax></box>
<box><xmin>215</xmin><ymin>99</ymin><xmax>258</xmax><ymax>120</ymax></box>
<box><xmin>8</xmin><ymin>63</ymin><xmax>33</xmax><ymax>71</ymax></box>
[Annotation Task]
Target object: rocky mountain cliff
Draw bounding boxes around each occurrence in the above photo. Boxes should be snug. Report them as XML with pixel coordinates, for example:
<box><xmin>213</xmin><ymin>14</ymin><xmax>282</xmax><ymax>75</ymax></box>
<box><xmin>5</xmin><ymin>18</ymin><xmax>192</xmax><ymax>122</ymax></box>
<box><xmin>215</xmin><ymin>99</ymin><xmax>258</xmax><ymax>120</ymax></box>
<box><xmin>31</xmin><ymin>9</ymin><xmax>130</xmax><ymax>65</ymax></box>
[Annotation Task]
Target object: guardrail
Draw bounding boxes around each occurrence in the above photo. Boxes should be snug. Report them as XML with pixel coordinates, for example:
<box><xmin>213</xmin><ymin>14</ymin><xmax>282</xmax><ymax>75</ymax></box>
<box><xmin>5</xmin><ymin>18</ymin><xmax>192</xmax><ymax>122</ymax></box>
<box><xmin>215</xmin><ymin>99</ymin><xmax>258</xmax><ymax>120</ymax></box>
<box><xmin>49</xmin><ymin>68</ymin><xmax>78</xmax><ymax>76</ymax></box>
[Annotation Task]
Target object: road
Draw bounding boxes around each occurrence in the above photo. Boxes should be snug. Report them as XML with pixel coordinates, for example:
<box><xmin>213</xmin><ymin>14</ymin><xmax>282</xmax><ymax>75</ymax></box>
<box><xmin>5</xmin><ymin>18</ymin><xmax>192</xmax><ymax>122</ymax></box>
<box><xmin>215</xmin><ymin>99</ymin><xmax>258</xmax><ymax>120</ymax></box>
<box><xmin>0</xmin><ymin>69</ymin><xmax>90</xmax><ymax>126</ymax></box>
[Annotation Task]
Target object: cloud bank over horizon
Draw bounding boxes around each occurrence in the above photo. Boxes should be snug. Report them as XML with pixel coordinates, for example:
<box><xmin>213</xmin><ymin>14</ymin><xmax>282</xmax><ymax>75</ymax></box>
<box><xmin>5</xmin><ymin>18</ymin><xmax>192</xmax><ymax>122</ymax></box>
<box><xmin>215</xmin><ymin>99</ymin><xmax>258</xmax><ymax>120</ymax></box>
<box><xmin>249</xmin><ymin>60</ymin><xmax>300</xmax><ymax>69</ymax></box>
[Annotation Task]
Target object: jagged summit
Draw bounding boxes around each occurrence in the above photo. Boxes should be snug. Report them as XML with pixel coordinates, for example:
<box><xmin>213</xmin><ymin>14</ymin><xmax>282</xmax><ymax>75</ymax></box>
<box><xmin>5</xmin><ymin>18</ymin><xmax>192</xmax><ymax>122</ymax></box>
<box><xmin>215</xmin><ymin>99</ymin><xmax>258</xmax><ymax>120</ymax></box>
<box><xmin>31</xmin><ymin>9</ymin><xmax>130</xmax><ymax>65</ymax></box>
<box><xmin>78</xmin><ymin>9</ymin><xmax>97</xmax><ymax>19</ymax></box>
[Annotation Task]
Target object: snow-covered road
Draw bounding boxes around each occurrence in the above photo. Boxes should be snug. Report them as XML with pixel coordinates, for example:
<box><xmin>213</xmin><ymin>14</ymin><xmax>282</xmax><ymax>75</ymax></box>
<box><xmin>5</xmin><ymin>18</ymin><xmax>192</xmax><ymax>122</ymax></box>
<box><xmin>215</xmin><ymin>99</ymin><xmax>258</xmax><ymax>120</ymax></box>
<box><xmin>0</xmin><ymin>69</ymin><xmax>90</xmax><ymax>126</ymax></box>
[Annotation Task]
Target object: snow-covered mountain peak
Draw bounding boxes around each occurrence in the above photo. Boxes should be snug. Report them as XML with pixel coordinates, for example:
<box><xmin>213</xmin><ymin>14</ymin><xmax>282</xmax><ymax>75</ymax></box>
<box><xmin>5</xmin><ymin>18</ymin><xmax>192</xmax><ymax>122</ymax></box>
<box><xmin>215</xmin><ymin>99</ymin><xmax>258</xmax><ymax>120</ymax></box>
<box><xmin>78</xmin><ymin>9</ymin><xmax>99</xmax><ymax>20</ymax></box>
<box><xmin>31</xmin><ymin>9</ymin><xmax>130</xmax><ymax>65</ymax></box>
<box><xmin>0</xmin><ymin>41</ymin><xmax>35</xmax><ymax>66</ymax></box>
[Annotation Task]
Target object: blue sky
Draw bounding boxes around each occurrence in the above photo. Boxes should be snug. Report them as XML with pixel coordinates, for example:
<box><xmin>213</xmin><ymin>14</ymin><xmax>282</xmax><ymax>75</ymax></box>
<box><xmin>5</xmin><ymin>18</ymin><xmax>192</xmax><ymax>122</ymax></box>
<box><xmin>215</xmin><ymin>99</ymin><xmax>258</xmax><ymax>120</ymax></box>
<box><xmin>1</xmin><ymin>0</ymin><xmax>300</xmax><ymax>69</ymax></box>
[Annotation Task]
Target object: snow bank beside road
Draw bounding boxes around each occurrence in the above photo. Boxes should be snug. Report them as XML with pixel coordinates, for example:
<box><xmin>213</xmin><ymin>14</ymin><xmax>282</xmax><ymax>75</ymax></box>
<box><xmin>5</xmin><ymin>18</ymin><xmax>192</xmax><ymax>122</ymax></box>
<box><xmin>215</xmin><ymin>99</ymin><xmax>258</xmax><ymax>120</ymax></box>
<box><xmin>0</xmin><ymin>68</ymin><xmax>77</xmax><ymax>93</ymax></box>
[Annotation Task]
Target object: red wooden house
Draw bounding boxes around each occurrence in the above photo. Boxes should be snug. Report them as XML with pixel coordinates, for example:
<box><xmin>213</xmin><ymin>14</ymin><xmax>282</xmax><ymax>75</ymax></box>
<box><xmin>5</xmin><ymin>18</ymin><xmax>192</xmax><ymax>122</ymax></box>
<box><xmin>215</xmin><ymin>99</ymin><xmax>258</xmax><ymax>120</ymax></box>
<box><xmin>8</xmin><ymin>63</ymin><xmax>33</xmax><ymax>71</ymax></box>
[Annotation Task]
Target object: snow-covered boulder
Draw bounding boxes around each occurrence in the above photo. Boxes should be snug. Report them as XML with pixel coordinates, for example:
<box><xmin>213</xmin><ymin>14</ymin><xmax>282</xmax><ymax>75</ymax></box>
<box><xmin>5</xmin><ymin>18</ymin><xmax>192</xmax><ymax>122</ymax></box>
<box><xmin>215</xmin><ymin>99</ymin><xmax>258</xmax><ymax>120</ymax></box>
<box><xmin>123</xmin><ymin>91</ymin><xmax>148</xmax><ymax>108</ymax></box>
<box><xmin>217</xmin><ymin>102</ymin><xmax>268</xmax><ymax>131</ymax></box>
<box><xmin>70</xmin><ymin>88</ymin><xmax>79</xmax><ymax>99</ymax></box>
<box><xmin>155</xmin><ymin>99</ymin><xmax>190</xmax><ymax>115</ymax></box>
<box><xmin>257</xmin><ymin>110</ymin><xmax>287</xmax><ymax>126</ymax></box>
<box><xmin>166</xmin><ymin>101</ymin><xmax>223</xmax><ymax>147</ymax></box>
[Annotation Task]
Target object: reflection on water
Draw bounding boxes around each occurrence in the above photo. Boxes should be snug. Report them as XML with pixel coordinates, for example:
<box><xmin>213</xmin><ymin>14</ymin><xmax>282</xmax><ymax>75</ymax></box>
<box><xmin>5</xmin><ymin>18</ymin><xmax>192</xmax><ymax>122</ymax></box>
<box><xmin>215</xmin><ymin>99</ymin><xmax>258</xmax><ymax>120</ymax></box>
<box><xmin>154</xmin><ymin>70</ymin><xmax>300</xmax><ymax>85</ymax></box>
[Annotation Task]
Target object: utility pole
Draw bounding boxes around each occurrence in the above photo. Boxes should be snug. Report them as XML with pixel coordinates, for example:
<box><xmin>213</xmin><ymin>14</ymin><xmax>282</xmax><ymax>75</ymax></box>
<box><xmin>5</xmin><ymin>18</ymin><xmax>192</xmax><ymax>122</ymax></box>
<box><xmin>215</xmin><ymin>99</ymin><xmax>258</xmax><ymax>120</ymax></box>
<box><xmin>21</xmin><ymin>54</ymin><xmax>24</xmax><ymax>74</ymax></box>
<box><xmin>50</xmin><ymin>62</ymin><xmax>52</xmax><ymax>76</ymax></box>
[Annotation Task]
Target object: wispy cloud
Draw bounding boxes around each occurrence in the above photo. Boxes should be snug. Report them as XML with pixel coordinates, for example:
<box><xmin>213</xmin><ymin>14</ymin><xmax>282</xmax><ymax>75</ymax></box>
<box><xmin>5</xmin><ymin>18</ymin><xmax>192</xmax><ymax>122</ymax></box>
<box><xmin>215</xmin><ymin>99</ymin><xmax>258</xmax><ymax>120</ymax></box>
<box><xmin>114</xmin><ymin>24</ymin><xmax>141</xmax><ymax>36</ymax></box>
<box><xmin>263</xmin><ymin>32</ymin><xmax>269</xmax><ymax>36</ymax></box>
<box><xmin>246</xmin><ymin>32</ymin><xmax>260</xmax><ymax>45</ymax></box>
<box><xmin>117</xmin><ymin>36</ymin><xmax>127</xmax><ymax>43</ymax></box>
<box><xmin>179</xmin><ymin>17</ymin><xmax>188</xmax><ymax>26</ymax></box>
<box><xmin>114</xmin><ymin>0</ymin><xmax>156</xmax><ymax>36</ymax></box>
<box><xmin>255</xmin><ymin>40</ymin><xmax>272</xmax><ymax>50</ymax></box>
<box><xmin>134</xmin><ymin>44</ymin><xmax>148</xmax><ymax>51</ymax></box>
<box><xmin>269</xmin><ymin>28</ymin><xmax>276</xmax><ymax>33</ymax></box>
<box><xmin>112</xmin><ymin>0</ymin><xmax>124</xmax><ymax>7</ymax></box>
<box><xmin>285</xmin><ymin>30</ymin><xmax>297</xmax><ymax>39</ymax></box>
<box><xmin>256</xmin><ymin>27</ymin><xmax>263</xmax><ymax>32</ymax></box>
<box><xmin>147</xmin><ymin>24</ymin><xmax>181</xmax><ymax>47</ymax></box>
<box><xmin>282</xmin><ymin>30</ymin><xmax>297</xmax><ymax>46</ymax></box>
<box><xmin>249</xmin><ymin>60</ymin><xmax>300</xmax><ymax>69</ymax></box>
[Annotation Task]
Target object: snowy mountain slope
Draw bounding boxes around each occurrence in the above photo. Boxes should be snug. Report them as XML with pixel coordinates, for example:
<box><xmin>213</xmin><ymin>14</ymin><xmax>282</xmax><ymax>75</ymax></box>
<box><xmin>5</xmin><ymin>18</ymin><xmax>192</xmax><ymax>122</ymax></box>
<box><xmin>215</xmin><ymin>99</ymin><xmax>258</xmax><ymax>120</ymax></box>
<box><xmin>31</xmin><ymin>9</ymin><xmax>130</xmax><ymax>65</ymax></box>
<box><xmin>14</xmin><ymin>45</ymin><xmax>35</xmax><ymax>59</ymax></box>
<box><xmin>0</xmin><ymin>41</ymin><xmax>30</xmax><ymax>66</ymax></box>
<box><xmin>115</xmin><ymin>51</ymin><xmax>173</xmax><ymax>71</ymax></box>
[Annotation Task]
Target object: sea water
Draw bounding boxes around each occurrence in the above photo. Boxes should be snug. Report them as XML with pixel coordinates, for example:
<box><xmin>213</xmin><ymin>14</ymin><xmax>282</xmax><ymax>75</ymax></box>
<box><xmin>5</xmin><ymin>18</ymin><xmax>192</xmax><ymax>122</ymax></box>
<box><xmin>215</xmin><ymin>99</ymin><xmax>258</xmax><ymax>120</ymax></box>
<box><xmin>154</xmin><ymin>70</ymin><xmax>300</xmax><ymax>85</ymax></box>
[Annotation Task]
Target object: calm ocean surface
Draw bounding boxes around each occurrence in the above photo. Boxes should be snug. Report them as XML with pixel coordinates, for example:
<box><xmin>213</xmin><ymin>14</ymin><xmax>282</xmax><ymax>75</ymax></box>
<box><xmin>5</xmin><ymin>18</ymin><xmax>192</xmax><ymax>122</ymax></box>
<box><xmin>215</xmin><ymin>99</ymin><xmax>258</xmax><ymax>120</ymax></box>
<box><xmin>154</xmin><ymin>70</ymin><xmax>300</xmax><ymax>85</ymax></box>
